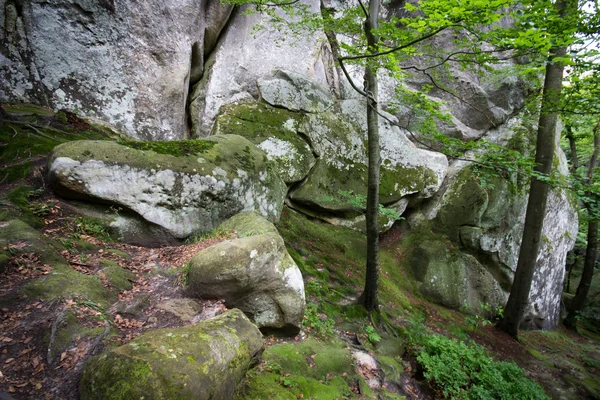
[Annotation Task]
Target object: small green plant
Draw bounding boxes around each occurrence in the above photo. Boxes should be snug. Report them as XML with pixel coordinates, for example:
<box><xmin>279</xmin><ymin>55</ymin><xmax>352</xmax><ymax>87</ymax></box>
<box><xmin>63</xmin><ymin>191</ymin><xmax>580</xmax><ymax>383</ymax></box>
<box><xmin>302</xmin><ymin>302</ymin><xmax>335</xmax><ymax>339</ymax></box>
<box><xmin>363</xmin><ymin>325</ymin><xmax>381</xmax><ymax>344</ymax></box>
<box><xmin>71</xmin><ymin>217</ymin><xmax>112</xmax><ymax>242</ymax></box>
<box><xmin>178</xmin><ymin>263</ymin><xmax>191</xmax><ymax>286</ymax></box>
<box><xmin>305</xmin><ymin>279</ymin><xmax>330</xmax><ymax>299</ymax></box>
<box><xmin>463</xmin><ymin>302</ymin><xmax>504</xmax><ymax>333</ymax></box>
<box><xmin>276</xmin><ymin>375</ymin><xmax>295</xmax><ymax>388</ymax></box>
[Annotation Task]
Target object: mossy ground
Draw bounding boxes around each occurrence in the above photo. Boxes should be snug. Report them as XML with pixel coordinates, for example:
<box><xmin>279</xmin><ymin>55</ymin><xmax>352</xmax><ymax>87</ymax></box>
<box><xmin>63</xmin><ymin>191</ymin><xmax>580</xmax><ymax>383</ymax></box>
<box><xmin>1</xmin><ymin>105</ymin><xmax>114</xmax><ymax>184</ymax></box>
<box><xmin>240</xmin><ymin>339</ymin><xmax>359</xmax><ymax>400</ymax></box>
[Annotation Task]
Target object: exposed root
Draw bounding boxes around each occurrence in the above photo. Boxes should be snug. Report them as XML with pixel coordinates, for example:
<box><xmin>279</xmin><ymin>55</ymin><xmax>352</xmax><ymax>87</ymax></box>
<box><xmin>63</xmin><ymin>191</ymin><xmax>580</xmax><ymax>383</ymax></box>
<box><xmin>47</xmin><ymin>307</ymin><xmax>66</xmax><ymax>365</ymax></box>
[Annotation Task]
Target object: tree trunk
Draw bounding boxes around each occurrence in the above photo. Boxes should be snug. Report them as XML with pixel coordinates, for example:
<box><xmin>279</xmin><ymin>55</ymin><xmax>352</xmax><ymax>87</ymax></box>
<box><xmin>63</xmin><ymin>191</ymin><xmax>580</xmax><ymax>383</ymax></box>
<box><xmin>565</xmin><ymin>219</ymin><xmax>598</xmax><ymax>328</ymax></box>
<box><xmin>565</xmin><ymin>118</ymin><xmax>600</xmax><ymax>329</ymax></box>
<box><xmin>497</xmin><ymin>0</ymin><xmax>571</xmax><ymax>338</ymax></box>
<box><xmin>359</xmin><ymin>0</ymin><xmax>381</xmax><ymax>312</ymax></box>
<box><xmin>566</xmin><ymin>124</ymin><xmax>578</xmax><ymax>174</ymax></box>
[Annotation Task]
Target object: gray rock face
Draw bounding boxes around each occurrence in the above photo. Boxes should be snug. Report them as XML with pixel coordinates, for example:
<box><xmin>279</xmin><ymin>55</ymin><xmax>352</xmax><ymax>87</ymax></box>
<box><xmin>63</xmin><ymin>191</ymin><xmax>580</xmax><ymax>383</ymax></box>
<box><xmin>189</xmin><ymin>1</ymin><xmax>338</xmax><ymax>136</ymax></box>
<box><xmin>258</xmin><ymin>69</ymin><xmax>335</xmax><ymax>113</ymax></box>
<box><xmin>186</xmin><ymin>212</ymin><xmax>305</xmax><ymax>333</ymax></box>
<box><xmin>410</xmin><ymin>239</ymin><xmax>507</xmax><ymax>313</ymax></box>
<box><xmin>0</xmin><ymin>0</ymin><xmax>232</xmax><ymax>140</ymax></box>
<box><xmin>48</xmin><ymin>138</ymin><xmax>287</xmax><ymax>240</ymax></box>
<box><xmin>410</xmin><ymin>144</ymin><xmax>578</xmax><ymax>328</ymax></box>
<box><xmin>79</xmin><ymin>309</ymin><xmax>264</xmax><ymax>400</ymax></box>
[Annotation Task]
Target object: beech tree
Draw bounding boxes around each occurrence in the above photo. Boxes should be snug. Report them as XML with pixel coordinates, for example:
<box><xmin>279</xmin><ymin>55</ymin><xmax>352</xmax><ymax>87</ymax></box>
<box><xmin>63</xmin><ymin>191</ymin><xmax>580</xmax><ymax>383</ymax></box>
<box><xmin>496</xmin><ymin>0</ymin><xmax>600</xmax><ymax>337</ymax></box>
<box><xmin>562</xmin><ymin>69</ymin><xmax>600</xmax><ymax>329</ymax></box>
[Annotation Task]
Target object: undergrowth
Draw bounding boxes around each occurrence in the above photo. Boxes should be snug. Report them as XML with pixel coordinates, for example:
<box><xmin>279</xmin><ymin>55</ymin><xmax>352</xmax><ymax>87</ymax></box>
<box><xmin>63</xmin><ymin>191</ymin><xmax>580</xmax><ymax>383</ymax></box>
<box><xmin>406</xmin><ymin>315</ymin><xmax>550</xmax><ymax>400</ymax></box>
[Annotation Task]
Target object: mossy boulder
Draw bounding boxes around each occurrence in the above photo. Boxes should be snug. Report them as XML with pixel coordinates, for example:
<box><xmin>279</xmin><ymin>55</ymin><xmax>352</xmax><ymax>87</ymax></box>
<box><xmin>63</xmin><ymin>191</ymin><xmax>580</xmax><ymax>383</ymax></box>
<box><xmin>410</xmin><ymin>238</ymin><xmax>506</xmax><ymax>313</ymax></box>
<box><xmin>212</xmin><ymin>102</ymin><xmax>316</xmax><ymax>184</ymax></box>
<box><xmin>99</xmin><ymin>260</ymin><xmax>135</xmax><ymax>292</ymax></box>
<box><xmin>411</xmin><ymin>156</ymin><xmax>578</xmax><ymax>327</ymax></box>
<box><xmin>186</xmin><ymin>212</ymin><xmax>305</xmax><ymax>334</ymax></box>
<box><xmin>80</xmin><ymin>309</ymin><xmax>264</xmax><ymax>400</ymax></box>
<box><xmin>48</xmin><ymin>135</ymin><xmax>287</xmax><ymax>240</ymax></box>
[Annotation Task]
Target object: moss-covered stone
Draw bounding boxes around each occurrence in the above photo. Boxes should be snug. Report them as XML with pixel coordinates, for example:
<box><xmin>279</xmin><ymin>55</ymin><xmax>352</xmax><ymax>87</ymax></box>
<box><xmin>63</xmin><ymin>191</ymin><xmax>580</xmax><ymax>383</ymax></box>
<box><xmin>217</xmin><ymin>211</ymin><xmax>279</xmax><ymax>238</ymax></box>
<box><xmin>408</xmin><ymin>237</ymin><xmax>506</xmax><ymax>313</ymax></box>
<box><xmin>0</xmin><ymin>220</ymin><xmax>115</xmax><ymax>307</ymax></box>
<box><xmin>187</xmin><ymin>215</ymin><xmax>305</xmax><ymax>333</ymax></box>
<box><xmin>119</xmin><ymin>139</ymin><xmax>216</xmax><ymax>156</ymax></box>
<box><xmin>240</xmin><ymin>338</ymin><xmax>357</xmax><ymax>400</ymax></box>
<box><xmin>80</xmin><ymin>309</ymin><xmax>264</xmax><ymax>400</ymax></box>
<box><xmin>23</xmin><ymin>263</ymin><xmax>117</xmax><ymax>308</ymax></box>
<box><xmin>213</xmin><ymin>102</ymin><xmax>316</xmax><ymax>184</ymax></box>
<box><xmin>49</xmin><ymin>135</ymin><xmax>287</xmax><ymax>240</ymax></box>
<box><xmin>290</xmin><ymin>111</ymin><xmax>441</xmax><ymax>220</ymax></box>
<box><xmin>99</xmin><ymin>261</ymin><xmax>135</xmax><ymax>292</ymax></box>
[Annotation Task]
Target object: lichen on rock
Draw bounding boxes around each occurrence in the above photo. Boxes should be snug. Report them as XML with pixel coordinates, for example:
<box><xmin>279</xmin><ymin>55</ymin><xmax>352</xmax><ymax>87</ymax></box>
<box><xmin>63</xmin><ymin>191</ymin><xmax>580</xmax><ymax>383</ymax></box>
<box><xmin>212</xmin><ymin>102</ymin><xmax>316</xmax><ymax>185</ymax></box>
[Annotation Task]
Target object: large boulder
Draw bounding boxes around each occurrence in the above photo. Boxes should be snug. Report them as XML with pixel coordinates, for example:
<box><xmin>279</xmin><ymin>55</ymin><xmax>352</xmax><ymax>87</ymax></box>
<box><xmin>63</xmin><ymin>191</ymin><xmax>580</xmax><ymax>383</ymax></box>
<box><xmin>212</xmin><ymin>102</ymin><xmax>316</xmax><ymax>185</ymax></box>
<box><xmin>186</xmin><ymin>212</ymin><xmax>305</xmax><ymax>334</ymax></box>
<box><xmin>0</xmin><ymin>0</ymin><xmax>233</xmax><ymax>140</ymax></box>
<box><xmin>79</xmin><ymin>309</ymin><xmax>264</xmax><ymax>400</ymax></box>
<box><xmin>48</xmin><ymin>137</ymin><xmax>287</xmax><ymax>240</ymax></box>
<box><xmin>410</xmin><ymin>238</ymin><xmax>506</xmax><ymax>313</ymax></box>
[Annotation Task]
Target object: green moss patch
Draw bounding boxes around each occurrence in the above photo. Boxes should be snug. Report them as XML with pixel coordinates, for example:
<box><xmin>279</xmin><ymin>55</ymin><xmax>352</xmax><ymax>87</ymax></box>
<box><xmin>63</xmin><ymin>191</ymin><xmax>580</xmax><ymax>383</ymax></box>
<box><xmin>1</xmin><ymin>106</ymin><xmax>114</xmax><ymax>184</ymax></box>
<box><xmin>80</xmin><ymin>309</ymin><xmax>263</xmax><ymax>400</ymax></box>
<box><xmin>277</xmin><ymin>207</ymin><xmax>416</xmax><ymax>316</ymax></box>
<box><xmin>23</xmin><ymin>263</ymin><xmax>117</xmax><ymax>309</ymax></box>
<box><xmin>119</xmin><ymin>139</ymin><xmax>216</xmax><ymax>156</ymax></box>
<box><xmin>241</xmin><ymin>338</ymin><xmax>357</xmax><ymax>400</ymax></box>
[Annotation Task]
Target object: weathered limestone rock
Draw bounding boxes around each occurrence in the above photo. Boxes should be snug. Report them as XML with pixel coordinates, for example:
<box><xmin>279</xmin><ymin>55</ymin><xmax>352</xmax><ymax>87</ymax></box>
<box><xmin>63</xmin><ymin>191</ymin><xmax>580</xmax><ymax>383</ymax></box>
<box><xmin>190</xmin><ymin>1</ymin><xmax>338</xmax><ymax>136</ymax></box>
<box><xmin>0</xmin><ymin>0</ymin><xmax>232</xmax><ymax>140</ymax></box>
<box><xmin>290</xmin><ymin>104</ymin><xmax>448</xmax><ymax>213</ymax></box>
<box><xmin>48</xmin><ymin>137</ymin><xmax>287</xmax><ymax>240</ymax></box>
<box><xmin>257</xmin><ymin>69</ymin><xmax>335</xmax><ymax>113</ymax></box>
<box><xmin>212</xmin><ymin>102</ymin><xmax>316</xmax><ymax>184</ymax></box>
<box><xmin>79</xmin><ymin>309</ymin><xmax>264</xmax><ymax>400</ymax></box>
<box><xmin>186</xmin><ymin>212</ymin><xmax>305</xmax><ymax>333</ymax></box>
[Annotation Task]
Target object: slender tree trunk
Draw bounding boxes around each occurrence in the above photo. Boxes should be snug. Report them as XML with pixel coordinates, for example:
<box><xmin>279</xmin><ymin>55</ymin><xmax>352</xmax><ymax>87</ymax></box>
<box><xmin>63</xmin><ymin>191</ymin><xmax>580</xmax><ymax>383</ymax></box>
<box><xmin>359</xmin><ymin>0</ymin><xmax>381</xmax><ymax>311</ymax></box>
<box><xmin>497</xmin><ymin>0</ymin><xmax>571</xmax><ymax>338</ymax></box>
<box><xmin>565</xmin><ymin>119</ymin><xmax>600</xmax><ymax>329</ymax></box>
<box><xmin>566</xmin><ymin>124</ymin><xmax>578</xmax><ymax>174</ymax></box>
<box><xmin>565</xmin><ymin>220</ymin><xmax>598</xmax><ymax>328</ymax></box>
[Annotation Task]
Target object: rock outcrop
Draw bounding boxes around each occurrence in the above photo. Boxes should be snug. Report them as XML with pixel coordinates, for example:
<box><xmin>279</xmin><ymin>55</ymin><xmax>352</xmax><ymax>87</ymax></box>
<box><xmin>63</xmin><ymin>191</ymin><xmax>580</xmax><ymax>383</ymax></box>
<box><xmin>79</xmin><ymin>309</ymin><xmax>264</xmax><ymax>400</ymax></box>
<box><xmin>0</xmin><ymin>0</ymin><xmax>232</xmax><ymax>140</ymax></box>
<box><xmin>48</xmin><ymin>137</ymin><xmax>287</xmax><ymax>240</ymax></box>
<box><xmin>407</xmin><ymin>133</ymin><xmax>578</xmax><ymax>328</ymax></box>
<box><xmin>186</xmin><ymin>212</ymin><xmax>305</xmax><ymax>333</ymax></box>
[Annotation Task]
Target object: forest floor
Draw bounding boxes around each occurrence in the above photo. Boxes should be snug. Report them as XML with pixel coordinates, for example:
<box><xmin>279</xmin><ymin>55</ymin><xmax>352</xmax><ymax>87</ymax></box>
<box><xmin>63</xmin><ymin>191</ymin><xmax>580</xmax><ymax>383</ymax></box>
<box><xmin>1</xmin><ymin>105</ymin><xmax>599</xmax><ymax>399</ymax></box>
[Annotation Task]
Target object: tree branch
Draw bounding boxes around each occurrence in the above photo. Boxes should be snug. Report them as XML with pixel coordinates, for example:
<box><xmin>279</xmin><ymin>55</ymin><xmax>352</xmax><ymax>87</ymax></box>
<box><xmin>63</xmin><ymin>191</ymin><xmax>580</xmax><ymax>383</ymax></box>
<box><xmin>339</xmin><ymin>25</ymin><xmax>455</xmax><ymax>61</ymax></box>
